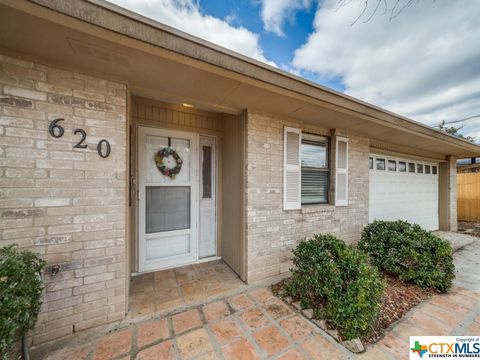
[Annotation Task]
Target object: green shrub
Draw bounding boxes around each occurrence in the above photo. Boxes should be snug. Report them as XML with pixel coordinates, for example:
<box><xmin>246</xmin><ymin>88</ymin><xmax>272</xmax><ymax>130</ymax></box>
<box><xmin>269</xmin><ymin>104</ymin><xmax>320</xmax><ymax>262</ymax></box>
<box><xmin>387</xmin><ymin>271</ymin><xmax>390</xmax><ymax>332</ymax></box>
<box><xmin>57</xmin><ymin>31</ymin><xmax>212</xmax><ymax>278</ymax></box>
<box><xmin>359</xmin><ymin>220</ymin><xmax>454</xmax><ymax>292</ymax></box>
<box><xmin>0</xmin><ymin>245</ymin><xmax>46</xmax><ymax>359</ymax></box>
<box><xmin>287</xmin><ymin>234</ymin><xmax>384</xmax><ymax>340</ymax></box>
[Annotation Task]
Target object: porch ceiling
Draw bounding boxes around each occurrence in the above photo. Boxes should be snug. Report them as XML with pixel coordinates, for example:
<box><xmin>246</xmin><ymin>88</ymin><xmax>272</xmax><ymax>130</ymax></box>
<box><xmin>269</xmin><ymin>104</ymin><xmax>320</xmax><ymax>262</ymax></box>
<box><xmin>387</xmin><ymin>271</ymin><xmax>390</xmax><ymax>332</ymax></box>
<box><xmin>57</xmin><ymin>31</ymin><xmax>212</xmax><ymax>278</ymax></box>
<box><xmin>1</xmin><ymin>0</ymin><xmax>479</xmax><ymax>158</ymax></box>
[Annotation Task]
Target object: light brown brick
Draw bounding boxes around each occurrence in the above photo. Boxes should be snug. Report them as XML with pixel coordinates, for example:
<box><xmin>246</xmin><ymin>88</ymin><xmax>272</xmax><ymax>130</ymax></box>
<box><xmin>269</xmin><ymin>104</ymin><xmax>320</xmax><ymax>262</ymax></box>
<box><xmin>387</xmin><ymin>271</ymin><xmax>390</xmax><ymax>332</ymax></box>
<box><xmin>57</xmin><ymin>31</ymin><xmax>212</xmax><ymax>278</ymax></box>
<box><xmin>36</xmin><ymin>81</ymin><xmax>73</xmax><ymax>96</ymax></box>
<box><xmin>74</xmin><ymin>316</ymin><xmax>108</xmax><ymax>332</ymax></box>
<box><xmin>4</xmin><ymin>85</ymin><xmax>46</xmax><ymax>100</ymax></box>
<box><xmin>83</xmin><ymin>272</ymin><xmax>115</xmax><ymax>285</ymax></box>
<box><xmin>5</xmin><ymin>127</ymin><xmax>46</xmax><ymax>139</ymax></box>
<box><xmin>34</xmin><ymin>198</ymin><xmax>70</xmax><ymax>207</ymax></box>
<box><xmin>3</xmin><ymin>227</ymin><xmax>45</xmax><ymax>239</ymax></box>
<box><xmin>47</xmin><ymin>224</ymin><xmax>82</xmax><ymax>235</ymax></box>
<box><xmin>73</xmin><ymin>282</ymin><xmax>106</xmax><ymax>296</ymax></box>
<box><xmin>45</xmin><ymin>278</ymin><xmax>83</xmax><ymax>292</ymax></box>
<box><xmin>1</xmin><ymin>53</ymin><xmax>127</xmax><ymax>347</ymax></box>
<box><xmin>32</xmin><ymin>325</ymin><xmax>73</xmax><ymax>345</ymax></box>
<box><xmin>3</xmin><ymin>62</ymin><xmax>45</xmax><ymax>80</ymax></box>
<box><xmin>0</xmin><ymin>54</ymin><xmax>34</xmax><ymax>68</ymax></box>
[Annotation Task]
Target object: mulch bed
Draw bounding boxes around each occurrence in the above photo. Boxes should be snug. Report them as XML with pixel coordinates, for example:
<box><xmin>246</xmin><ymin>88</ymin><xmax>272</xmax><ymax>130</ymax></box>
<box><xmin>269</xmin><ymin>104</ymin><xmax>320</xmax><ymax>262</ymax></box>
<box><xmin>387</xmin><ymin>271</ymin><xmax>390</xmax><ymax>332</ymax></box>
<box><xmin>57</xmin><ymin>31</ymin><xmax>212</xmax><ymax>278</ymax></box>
<box><xmin>272</xmin><ymin>275</ymin><xmax>434</xmax><ymax>344</ymax></box>
<box><xmin>457</xmin><ymin>222</ymin><xmax>480</xmax><ymax>238</ymax></box>
<box><xmin>364</xmin><ymin>275</ymin><xmax>434</xmax><ymax>344</ymax></box>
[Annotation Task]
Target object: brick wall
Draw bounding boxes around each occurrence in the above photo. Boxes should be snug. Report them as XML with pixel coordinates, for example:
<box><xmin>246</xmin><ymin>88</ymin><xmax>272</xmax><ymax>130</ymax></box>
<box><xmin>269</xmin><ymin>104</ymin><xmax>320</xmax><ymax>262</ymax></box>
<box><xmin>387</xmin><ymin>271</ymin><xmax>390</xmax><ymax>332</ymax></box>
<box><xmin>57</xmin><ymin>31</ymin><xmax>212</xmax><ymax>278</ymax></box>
<box><xmin>245</xmin><ymin>111</ymin><xmax>370</xmax><ymax>283</ymax></box>
<box><xmin>0</xmin><ymin>53</ymin><xmax>127</xmax><ymax>345</ymax></box>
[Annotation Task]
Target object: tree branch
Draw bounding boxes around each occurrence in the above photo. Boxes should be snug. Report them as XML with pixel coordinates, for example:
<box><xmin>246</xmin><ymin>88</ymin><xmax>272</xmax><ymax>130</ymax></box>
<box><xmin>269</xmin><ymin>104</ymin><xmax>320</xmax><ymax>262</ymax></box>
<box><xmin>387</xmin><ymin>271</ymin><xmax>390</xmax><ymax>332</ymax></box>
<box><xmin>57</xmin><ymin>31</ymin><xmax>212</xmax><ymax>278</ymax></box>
<box><xmin>350</xmin><ymin>0</ymin><xmax>369</xmax><ymax>26</ymax></box>
<box><xmin>364</xmin><ymin>0</ymin><xmax>383</xmax><ymax>23</ymax></box>
<box><xmin>341</xmin><ymin>0</ymin><xmax>430</xmax><ymax>24</ymax></box>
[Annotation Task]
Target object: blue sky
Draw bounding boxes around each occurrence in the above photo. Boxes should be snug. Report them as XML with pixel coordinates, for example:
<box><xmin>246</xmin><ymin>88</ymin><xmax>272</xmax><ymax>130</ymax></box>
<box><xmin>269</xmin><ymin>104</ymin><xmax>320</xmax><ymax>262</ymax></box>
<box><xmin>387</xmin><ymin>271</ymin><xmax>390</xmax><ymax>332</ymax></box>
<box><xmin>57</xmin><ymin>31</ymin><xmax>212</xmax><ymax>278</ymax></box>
<box><xmin>199</xmin><ymin>0</ymin><xmax>313</xmax><ymax>65</ymax></box>
<box><xmin>190</xmin><ymin>0</ymin><xmax>346</xmax><ymax>91</ymax></box>
<box><xmin>110</xmin><ymin>0</ymin><xmax>480</xmax><ymax>140</ymax></box>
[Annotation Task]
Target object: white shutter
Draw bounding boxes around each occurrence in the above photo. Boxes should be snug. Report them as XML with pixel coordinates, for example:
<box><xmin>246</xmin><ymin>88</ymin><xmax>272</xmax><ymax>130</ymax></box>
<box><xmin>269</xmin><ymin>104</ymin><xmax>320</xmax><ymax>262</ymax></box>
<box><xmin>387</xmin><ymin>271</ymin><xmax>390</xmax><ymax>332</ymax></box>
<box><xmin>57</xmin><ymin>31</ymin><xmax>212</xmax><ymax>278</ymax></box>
<box><xmin>284</xmin><ymin>127</ymin><xmax>301</xmax><ymax>210</ymax></box>
<box><xmin>336</xmin><ymin>137</ymin><xmax>348</xmax><ymax>206</ymax></box>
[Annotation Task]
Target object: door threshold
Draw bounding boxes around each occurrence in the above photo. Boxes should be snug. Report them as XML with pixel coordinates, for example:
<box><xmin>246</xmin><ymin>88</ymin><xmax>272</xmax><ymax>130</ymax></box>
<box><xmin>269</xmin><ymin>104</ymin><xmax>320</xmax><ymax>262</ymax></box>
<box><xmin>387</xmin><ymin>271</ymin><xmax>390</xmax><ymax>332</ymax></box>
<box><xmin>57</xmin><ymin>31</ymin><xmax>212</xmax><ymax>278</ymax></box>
<box><xmin>131</xmin><ymin>256</ymin><xmax>222</xmax><ymax>276</ymax></box>
<box><xmin>197</xmin><ymin>255</ymin><xmax>221</xmax><ymax>264</ymax></box>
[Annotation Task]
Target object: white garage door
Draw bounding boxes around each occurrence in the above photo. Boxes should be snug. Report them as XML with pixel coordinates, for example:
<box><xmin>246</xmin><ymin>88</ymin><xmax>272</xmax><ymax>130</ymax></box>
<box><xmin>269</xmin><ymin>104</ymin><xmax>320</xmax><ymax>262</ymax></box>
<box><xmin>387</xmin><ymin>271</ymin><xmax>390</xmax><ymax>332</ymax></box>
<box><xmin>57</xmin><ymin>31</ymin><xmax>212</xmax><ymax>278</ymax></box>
<box><xmin>369</xmin><ymin>154</ymin><xmax>439</xmax><ymax>230</ymax></box>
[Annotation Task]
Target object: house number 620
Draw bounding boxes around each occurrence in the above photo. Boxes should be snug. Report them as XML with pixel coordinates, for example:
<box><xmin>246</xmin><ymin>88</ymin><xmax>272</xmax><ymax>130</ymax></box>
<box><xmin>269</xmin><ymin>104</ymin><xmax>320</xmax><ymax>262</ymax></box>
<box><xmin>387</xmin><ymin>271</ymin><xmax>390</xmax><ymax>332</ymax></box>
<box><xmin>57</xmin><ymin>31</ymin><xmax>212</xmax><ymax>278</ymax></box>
<box><xmin>48</xmin><ymin>118</ymin><xmax>111</xmax><ymax>158</ymax></box>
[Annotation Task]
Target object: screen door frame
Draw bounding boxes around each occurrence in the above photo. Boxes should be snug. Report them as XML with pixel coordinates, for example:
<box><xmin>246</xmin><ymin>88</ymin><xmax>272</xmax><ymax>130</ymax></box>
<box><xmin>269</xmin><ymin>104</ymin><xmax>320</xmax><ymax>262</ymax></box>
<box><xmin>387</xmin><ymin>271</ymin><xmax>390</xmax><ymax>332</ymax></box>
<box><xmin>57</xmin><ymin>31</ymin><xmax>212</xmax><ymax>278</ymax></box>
<box><xmin>137</xmin><ymin>126</ymin><xmax>199</xmax><ymax>272</ymax></box>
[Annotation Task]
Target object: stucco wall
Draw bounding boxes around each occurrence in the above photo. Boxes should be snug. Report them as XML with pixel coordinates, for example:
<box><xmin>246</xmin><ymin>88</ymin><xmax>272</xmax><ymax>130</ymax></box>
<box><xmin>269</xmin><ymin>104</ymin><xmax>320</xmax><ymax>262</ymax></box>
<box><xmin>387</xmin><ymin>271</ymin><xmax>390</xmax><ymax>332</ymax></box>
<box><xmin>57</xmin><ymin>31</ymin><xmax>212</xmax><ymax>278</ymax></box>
<box><xmin>245</xmin><ymin>111</ymin><xmax>370</xmax><ymax>283</ymax></box>
<box><xmin>0</xmin><ymin>53</ymin><xmax>127</xmax><ymax>345</ymax></box>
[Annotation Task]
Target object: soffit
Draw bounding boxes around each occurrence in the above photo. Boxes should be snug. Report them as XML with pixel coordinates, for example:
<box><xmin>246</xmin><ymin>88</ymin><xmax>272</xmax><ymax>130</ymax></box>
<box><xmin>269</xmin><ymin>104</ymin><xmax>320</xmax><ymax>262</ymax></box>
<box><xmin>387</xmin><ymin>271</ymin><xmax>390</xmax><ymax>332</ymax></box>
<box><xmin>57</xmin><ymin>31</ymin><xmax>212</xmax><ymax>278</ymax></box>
<box><xmin>0</xmin><ymin>1</ymin><xmax>479</xmax><ymax>158</ymax></box>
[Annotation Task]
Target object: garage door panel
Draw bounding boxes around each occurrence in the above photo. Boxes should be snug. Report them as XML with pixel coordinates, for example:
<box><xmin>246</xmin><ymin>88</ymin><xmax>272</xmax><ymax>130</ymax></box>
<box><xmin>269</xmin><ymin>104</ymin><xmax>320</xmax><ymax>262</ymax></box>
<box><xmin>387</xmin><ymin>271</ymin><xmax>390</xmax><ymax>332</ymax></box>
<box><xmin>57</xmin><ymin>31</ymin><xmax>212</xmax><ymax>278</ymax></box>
<box><xmin>369</xmin><ymin>155</ymin><xmax>439</xmax><ymax>231</ymax></box>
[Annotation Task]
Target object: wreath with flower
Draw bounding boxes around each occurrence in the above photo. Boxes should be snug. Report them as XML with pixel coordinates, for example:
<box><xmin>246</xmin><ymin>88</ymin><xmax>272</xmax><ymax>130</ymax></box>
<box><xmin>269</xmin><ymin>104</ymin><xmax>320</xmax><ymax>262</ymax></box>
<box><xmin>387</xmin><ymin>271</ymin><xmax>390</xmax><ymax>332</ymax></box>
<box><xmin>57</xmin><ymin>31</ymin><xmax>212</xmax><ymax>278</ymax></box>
<box><xmin>154</xmin><ymin>147</ymin><xmax>183</xmax><ymax>179</ymax></box>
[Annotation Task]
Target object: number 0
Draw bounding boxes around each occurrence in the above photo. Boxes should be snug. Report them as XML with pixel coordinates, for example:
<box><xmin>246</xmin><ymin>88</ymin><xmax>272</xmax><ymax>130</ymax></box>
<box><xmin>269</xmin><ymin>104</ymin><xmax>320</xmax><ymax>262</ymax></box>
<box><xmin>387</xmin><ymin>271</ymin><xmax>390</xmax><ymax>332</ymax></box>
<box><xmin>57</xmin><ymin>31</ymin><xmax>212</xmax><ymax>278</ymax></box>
<box><xmin>97</xmin><ymin>139</ymin><xmax>111</xmax><ymax>158</ymax></box>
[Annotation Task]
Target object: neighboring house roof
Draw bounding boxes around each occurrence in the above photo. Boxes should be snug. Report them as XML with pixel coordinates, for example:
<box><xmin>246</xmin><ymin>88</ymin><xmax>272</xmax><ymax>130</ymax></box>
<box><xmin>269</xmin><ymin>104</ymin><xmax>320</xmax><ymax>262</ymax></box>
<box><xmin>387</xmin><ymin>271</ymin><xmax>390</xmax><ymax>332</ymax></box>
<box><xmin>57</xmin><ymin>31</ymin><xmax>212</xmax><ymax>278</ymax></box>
<box><xmin>1</xmin><ymin>0</ymin><xmax>480</xmax><ymax>158</ymax></box>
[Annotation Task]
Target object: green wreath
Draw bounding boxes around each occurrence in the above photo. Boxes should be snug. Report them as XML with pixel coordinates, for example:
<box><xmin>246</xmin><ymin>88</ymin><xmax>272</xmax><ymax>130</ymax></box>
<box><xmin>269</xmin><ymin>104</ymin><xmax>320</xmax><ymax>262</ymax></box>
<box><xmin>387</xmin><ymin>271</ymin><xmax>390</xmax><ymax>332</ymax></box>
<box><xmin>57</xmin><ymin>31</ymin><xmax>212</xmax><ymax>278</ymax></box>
<box><xmin>155</xmin><ymin>147</ymin><xmax>183</xmax><ymax>179</ymax></box>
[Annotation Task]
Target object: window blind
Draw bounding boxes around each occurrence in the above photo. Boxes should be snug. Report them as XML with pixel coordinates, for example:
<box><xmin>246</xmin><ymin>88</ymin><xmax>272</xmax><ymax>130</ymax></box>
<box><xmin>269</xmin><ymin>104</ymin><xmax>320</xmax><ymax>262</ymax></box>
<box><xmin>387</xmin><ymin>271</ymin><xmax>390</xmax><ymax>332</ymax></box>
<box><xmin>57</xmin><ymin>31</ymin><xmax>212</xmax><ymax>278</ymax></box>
<box><xmin>301</xmin><ymin>134</ymin><xmax>329</xmax><ymax>204</ymax></box>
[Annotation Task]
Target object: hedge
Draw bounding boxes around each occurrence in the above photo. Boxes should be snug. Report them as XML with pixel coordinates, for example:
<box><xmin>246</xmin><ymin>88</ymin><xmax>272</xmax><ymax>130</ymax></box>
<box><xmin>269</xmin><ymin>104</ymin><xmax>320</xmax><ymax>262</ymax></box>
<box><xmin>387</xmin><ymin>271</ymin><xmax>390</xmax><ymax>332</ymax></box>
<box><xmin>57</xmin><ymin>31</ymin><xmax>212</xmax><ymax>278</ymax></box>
<box><xmin>286</xmin><ymin>234</ymin><xmax>384</xmax><ymax>340</ymax></box>
<box><xmin>0</xmin><ymin>245</ymin><xmax>45</xmax><ymax>359</ymax></box>
<box><xmin>359</xmin><ymin>220</ymin><xmax>454</xmax><ymax>292</ymax></box>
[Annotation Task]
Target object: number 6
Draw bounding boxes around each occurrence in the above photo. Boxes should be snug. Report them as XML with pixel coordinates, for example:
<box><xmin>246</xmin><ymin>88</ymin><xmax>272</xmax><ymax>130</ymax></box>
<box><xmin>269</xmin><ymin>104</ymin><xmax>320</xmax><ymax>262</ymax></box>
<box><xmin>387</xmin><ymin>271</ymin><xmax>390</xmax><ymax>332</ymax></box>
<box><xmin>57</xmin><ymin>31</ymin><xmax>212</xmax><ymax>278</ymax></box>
<box><xmin>48</xmin><ymin>118</ymin><xmax>64</xmax><ymax>138</ymax></box>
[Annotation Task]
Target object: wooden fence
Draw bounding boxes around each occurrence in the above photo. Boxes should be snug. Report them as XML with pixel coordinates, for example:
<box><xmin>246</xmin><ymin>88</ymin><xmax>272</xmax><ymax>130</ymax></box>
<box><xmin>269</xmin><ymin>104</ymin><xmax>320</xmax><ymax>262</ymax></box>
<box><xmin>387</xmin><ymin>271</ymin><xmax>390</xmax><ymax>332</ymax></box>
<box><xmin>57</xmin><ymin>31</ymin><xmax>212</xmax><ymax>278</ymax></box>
<box><xmin>457</xmin><ymin>173</ymin><xmax>480</xmax><ymax>221</ymax></box>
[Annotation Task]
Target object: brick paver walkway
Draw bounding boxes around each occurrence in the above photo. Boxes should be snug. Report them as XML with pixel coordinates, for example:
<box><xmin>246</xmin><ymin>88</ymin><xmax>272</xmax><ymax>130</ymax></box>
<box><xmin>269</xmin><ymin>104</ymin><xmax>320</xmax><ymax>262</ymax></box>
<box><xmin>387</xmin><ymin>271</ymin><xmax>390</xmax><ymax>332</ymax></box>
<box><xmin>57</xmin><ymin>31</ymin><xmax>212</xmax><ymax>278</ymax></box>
<box><xmin>44</xmin><ymin>288</ymin><xmax>350</xmax><ymax>359</ymax></box>
<box><xmin>43</xmin><ymin>239</ymin><xmax>480</xmax><ymax>360</ymax></box>
<box><xmin>129</xmin><ymin>261</ymin><xmax>247</xmax><ymax>319</ymax></box>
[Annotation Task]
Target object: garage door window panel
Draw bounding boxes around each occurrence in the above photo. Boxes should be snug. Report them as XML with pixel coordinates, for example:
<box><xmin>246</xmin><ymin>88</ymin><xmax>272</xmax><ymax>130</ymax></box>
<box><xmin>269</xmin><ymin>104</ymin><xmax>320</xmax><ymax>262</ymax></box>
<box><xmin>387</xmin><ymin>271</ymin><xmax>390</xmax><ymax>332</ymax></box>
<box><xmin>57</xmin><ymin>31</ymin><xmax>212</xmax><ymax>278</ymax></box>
<box><xmin>408</xmin><ymin>163</ymin><xmax>415</xmax><ymax>173</ymax></box>
<box><xmin>417</xmin><ymin>164</ymin><xmax>424</xmax><ymax>173</ymax></box>
<box><xmin>399</xmin><ymin>161</ymin><xmax>407</xmax><ymax>172</ymax></box>
<box><xmin>388</xmin><ymin>160</ymin><xmax>397</xmax><ymax>171</ymax></box>
<box><xmin>376</xmin><ymin>158</ymin><xmax>386</xmax><ymax>170</ymax></box>
<box><xmin>432</xmin><ymin>166</ymin><xmax>437</xmax><ymax>175</ymax></box>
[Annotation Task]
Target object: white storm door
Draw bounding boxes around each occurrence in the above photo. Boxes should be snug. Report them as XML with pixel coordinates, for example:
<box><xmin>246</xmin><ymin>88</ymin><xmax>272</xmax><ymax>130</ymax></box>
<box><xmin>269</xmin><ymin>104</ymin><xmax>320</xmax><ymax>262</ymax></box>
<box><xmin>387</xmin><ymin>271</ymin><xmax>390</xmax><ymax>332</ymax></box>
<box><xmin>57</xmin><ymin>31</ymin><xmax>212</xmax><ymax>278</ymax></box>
<box><xmin>199</xmin><ymin>136</ymin><xmax>216</xmax><ymax>258</ymax></box>
<box><xmin>138</xmin><ymin>126</ymin><xmax>198</xmax><ymax>272</ymax></box>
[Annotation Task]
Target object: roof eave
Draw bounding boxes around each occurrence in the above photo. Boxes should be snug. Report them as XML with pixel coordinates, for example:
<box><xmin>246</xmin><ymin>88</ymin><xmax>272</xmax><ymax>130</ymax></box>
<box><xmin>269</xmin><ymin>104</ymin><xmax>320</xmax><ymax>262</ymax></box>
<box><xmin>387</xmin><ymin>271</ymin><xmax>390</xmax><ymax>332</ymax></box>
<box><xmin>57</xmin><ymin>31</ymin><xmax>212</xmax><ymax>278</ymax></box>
<box><xmin>16</xmin><ymin>0</ymin><xmax>480</xmax><ymax>155</ymax></box>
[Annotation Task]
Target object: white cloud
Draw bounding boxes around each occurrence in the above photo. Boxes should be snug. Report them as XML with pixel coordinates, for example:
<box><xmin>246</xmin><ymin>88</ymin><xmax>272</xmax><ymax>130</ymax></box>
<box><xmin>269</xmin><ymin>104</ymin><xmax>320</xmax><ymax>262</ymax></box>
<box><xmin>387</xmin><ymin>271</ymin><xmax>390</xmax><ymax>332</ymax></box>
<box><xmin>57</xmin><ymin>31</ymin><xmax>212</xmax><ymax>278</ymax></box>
<box><xmin>260</xmin><ymin>0</ymin><xmax>312</xmax><ymax>36</ymax></box>
<box><xmin>108</xmin><ymin>0</ymin><xmax>275</xmax><ymax>66</ymax></box>
<box><xmin>293</xmin><ymin>0</ymin><xmax>480</xmax><ymax>139</ymax></box>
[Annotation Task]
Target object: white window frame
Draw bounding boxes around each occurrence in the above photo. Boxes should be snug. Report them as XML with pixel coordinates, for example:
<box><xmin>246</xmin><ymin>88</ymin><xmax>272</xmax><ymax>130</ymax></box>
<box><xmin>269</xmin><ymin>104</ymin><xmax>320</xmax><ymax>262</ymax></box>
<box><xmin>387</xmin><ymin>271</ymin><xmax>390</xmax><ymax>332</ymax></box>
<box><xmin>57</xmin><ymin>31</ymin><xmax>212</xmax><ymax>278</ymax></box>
<box><xmin>335</xmin><ymin>136</ymin><xmax>349</xmax><ymax>207</ymax></box>
<box><xmin>300</xmin><ymin>133</ymin><xmax>330</xmax><ymax>205</ymax></box>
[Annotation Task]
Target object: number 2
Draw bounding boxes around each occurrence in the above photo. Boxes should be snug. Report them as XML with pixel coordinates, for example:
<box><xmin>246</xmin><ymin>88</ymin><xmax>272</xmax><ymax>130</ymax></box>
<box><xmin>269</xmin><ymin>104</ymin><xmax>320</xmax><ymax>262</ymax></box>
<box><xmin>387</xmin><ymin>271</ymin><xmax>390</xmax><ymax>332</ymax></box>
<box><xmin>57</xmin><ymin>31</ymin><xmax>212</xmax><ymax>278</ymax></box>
<box><xmin>73</xmin><ymin>129</ymin><xmax>87</xmax><ymax>149</ymax></box>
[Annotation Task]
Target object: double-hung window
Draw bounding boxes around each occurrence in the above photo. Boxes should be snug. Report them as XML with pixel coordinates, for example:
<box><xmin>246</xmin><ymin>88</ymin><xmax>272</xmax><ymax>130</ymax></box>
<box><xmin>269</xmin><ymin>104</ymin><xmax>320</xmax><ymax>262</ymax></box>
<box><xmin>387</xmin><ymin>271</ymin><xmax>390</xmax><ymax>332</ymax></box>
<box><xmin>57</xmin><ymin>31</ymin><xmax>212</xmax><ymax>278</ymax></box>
<box><xmin>301</xmin><ymin>134</ymin><xmax>329</xmax><ymax>204</ymax></box>
<box><xmin>283</xmin><ymin>127</ymin><xmax>347</xmax><ymax>210</ymax></box>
